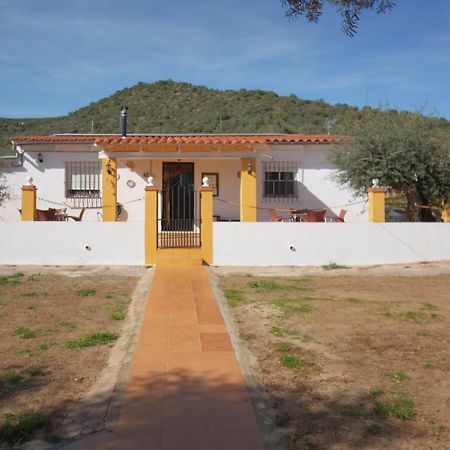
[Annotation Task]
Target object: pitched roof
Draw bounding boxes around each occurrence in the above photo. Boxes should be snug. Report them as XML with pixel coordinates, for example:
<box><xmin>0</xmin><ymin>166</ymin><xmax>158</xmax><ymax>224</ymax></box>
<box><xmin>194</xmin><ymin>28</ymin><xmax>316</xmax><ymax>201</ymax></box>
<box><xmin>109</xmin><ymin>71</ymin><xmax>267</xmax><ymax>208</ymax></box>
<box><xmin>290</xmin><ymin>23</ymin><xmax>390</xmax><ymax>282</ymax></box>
<box><xmin>11</xmin><ymin>133</ymin><xmax>340</xmax><ymax>145</ymax></box>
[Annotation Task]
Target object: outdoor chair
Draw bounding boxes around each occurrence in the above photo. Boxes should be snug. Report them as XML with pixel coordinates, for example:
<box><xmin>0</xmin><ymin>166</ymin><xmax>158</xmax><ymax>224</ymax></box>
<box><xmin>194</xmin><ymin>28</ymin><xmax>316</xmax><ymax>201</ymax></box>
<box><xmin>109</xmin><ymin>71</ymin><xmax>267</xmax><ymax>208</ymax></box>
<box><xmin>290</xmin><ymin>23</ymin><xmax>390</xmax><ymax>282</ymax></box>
<box><xmin>330</xmin><ymin>209</ymin><xmax>347</xmax><ymax>223</ymax></box>
<box><xmin>36</xmin><ymin>208</ymin><xmax>57</xmax><ymax>221</ymax></box>
<box><xmin>268</xmin><ymin>209</ymin><xmax>292</xmax><ymax>222</ymax></box>
<box><xmin>303</xmin><ymin>209</ymin><xmax>326</xmax><ymax>222</ymax></box>
<box><xmin>67</xmin><ymin>207</ymin><xmax>86</xmax><ymax>222</ymax></box>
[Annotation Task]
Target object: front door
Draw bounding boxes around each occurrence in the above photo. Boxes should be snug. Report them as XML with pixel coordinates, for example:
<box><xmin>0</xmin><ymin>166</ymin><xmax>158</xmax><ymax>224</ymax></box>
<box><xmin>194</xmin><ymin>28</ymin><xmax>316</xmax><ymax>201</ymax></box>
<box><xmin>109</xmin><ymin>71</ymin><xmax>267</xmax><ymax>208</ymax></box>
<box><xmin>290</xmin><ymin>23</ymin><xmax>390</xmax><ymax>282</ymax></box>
<box><xmin>162</xmin><ymin>162</ymin><xmax>195</xmax><ymax>231</ymax></box>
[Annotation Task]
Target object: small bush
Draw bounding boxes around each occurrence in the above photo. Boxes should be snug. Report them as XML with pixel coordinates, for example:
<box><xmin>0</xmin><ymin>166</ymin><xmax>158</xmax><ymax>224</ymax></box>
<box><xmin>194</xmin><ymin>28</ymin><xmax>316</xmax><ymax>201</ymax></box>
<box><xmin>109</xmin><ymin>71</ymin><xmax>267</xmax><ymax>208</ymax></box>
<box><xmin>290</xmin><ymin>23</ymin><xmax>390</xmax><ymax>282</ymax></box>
<box><xmin>374</xmin><ymin>396</ymin><xmax>415</xmax><ymax>420</ymax></box>
<box><xmin>321</xmin><ymin>262</ymin><xmax>349</xmax><ymax>271</ymax></box>
<box><xmin>3</xmin><ymin>370</ymin><xmax>24</xmax><ymax>385</ymax></box>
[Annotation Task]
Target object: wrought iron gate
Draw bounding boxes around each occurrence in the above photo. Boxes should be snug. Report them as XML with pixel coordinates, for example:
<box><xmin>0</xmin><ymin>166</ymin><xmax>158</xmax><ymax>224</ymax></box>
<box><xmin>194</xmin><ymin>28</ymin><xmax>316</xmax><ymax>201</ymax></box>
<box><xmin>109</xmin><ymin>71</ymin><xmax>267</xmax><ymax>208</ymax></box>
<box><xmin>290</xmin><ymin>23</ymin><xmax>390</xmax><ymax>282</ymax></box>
<box><xmin>157</xmin><ymin>184</ymin><xmax>201</xmax><ymax>248</ymax></box>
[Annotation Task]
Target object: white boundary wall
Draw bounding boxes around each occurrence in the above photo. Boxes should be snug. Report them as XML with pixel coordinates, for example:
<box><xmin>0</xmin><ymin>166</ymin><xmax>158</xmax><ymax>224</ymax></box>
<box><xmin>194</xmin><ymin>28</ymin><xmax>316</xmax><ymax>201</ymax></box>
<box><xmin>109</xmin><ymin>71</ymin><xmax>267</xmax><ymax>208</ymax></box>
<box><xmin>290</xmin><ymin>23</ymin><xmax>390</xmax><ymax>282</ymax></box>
<box><xmin>213</xmin><ymin>223</ymin><xmax>450</xmax><ymax>266</ymax></box>
<box><xmin>0</xmin><ymin>222</ymin><xmax>144</xmax><ymax>265</ymax></box>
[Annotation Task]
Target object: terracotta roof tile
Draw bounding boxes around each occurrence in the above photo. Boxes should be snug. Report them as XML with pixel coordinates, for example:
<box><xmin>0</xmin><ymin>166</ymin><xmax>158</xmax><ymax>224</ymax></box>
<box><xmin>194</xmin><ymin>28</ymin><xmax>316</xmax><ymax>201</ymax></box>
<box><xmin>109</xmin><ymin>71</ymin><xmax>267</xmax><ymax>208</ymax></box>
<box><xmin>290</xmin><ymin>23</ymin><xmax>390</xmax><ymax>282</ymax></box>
<box><xmin>11</xmin><ymin>133</ymin><xmax>340</xmax><ymax>145</ymax></box>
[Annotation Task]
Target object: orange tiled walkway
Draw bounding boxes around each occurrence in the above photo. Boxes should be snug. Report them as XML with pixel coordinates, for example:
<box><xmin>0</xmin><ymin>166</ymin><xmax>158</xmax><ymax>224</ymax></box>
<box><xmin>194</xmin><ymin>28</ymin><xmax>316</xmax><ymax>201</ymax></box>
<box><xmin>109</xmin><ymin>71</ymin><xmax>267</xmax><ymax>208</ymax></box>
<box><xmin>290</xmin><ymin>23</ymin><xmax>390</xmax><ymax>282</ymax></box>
<box><xmin>67</xmin><ymin>265</ymin><xmax>265</xmax><ymax>450</ymax></box>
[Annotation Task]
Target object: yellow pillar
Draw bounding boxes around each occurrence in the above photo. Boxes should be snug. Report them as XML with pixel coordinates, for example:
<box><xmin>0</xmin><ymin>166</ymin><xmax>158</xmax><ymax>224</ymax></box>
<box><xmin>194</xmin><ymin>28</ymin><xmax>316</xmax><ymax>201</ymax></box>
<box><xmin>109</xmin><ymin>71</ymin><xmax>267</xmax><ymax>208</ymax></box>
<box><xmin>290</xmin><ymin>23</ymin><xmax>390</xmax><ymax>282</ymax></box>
<box><xmin>442</xmin><ymin>204</ymin><xmax>450</xmax><ymax>223</ymax></box>
<box><xmin>240</xmin><ymin>157</ymin><xmax>257</xmax><ymax>222</ymax></box>
<box><xmin>102</xmin><ymin>157</ymin><xmax>117</xmax><ymax>222</ymax></box>
<box><xmin>21</xmin><ymin>183</ymin><xmax>37</xmax><ymax>221</ymax></box>
<box><xmin>368</xmin><ymin>187</ymin><xmax>386</xmax><ymax>222</ymax></box>
<box><xmin>144</xmin><ymin>186</ymin><xmax>158</xmax><ymax>265</ymax></box>
<box><xmin>201</xmin><ymin>187</ymin><xmax>213</xmax><ymax>265</ymax></box>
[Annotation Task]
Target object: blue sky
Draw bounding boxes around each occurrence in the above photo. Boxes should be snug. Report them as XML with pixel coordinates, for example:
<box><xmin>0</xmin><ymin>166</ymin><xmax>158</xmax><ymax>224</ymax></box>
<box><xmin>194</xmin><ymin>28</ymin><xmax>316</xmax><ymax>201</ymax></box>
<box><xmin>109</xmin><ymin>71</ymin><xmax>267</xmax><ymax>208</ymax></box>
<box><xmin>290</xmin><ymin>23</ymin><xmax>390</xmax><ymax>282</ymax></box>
<box><xmin>1</xmin><ymin>0</ymin><xmax>449</xmax><ymax>119</ymax></box>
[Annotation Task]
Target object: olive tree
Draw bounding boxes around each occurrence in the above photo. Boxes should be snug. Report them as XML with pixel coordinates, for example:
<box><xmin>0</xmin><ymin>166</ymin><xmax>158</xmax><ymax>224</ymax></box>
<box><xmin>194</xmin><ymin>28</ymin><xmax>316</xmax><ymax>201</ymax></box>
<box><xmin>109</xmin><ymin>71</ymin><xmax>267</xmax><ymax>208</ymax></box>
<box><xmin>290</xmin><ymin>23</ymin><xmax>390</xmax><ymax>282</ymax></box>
<box><xmin>281</xmin><ymin>0</ymin><xmax>396</xmax><ymax>36</ymax></box>
<box><xmin>332</xmin><ymin>109</ymin><xmax>450</xmax><ymax>221</ymax></box>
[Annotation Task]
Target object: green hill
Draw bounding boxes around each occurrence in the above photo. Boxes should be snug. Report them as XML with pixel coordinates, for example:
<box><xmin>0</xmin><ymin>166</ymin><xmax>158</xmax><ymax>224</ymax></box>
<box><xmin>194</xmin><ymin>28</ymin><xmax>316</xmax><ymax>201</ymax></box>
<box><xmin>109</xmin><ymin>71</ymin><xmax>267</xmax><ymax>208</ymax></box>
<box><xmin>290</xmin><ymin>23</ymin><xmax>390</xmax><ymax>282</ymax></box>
<box><xmin>0</xmin><ymin>80</ymin><xmax>448</xmax><ymax>154</ymax></box>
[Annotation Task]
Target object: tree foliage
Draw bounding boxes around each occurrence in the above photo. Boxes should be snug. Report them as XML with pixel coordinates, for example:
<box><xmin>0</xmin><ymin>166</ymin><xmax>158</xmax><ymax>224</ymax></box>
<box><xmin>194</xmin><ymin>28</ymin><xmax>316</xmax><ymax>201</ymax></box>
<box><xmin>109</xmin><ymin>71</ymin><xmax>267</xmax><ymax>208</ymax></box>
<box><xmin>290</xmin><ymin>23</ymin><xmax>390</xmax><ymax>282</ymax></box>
<box><xmin>0</xmin><ymin>166</ymin><xmax>8</xmax><ymax>206</ymax></box>
<box><xmin>281</xmin><ymin>0</ymin><xmax>396</xmax><ymax>36</ymax></box>
<box><xmin>332</xmin><ymin>109</ymin><xmax>450</xmax><ymax>221</ymax></box>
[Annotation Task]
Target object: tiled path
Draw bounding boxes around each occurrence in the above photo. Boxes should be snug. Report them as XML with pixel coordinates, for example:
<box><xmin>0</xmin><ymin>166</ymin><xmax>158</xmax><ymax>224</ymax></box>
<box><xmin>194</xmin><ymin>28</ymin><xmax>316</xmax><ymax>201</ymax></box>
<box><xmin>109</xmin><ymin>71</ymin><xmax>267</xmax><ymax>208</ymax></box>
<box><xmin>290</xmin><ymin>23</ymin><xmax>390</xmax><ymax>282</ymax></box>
<box><xmin>65</xmin><ymin>266</ymin><xmax>265</xmax><ymax>450</ymax></box>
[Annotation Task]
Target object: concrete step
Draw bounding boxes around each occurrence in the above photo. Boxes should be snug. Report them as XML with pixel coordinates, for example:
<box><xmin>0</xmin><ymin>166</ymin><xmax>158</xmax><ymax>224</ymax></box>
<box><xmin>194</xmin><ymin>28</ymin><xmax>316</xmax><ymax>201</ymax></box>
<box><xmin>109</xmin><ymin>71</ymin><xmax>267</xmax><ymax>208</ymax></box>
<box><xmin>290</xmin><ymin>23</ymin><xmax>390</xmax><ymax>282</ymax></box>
<box><xmin>156</xmin><ymin>248</ymin><xmax>203</xmax><ymax>266</ymax></box>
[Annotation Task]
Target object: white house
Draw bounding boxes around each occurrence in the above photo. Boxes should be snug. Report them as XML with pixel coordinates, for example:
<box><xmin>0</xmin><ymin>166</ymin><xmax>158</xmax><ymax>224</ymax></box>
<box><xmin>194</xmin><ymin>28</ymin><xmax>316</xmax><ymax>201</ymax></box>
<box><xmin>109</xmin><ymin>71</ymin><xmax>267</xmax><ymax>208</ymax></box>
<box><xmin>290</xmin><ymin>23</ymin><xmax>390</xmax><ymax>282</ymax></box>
<box><xmin>0</xmin><ymin>132</ymin><xmax>366</xmax><ymax>224</ymax></box>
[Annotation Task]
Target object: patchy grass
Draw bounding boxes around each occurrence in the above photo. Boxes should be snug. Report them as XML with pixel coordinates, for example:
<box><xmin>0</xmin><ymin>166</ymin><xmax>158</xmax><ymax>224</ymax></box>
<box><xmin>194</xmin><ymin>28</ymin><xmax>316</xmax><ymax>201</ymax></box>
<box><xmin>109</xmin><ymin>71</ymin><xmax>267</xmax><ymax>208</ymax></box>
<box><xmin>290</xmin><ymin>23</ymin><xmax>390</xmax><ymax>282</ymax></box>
<box><xmin>3</xmin><ymin>370</ymin><xmax>24</xmax><ymax>385</ymax></box>
<box><xmin>0</xmin><ymin>272</ymin><xmax>24</xmax><ymax>286</ymax></box>
<box><xmin>387</xmin><ymin>370</ymin><xmax>408</xmax><ymax>383</ymax></box>
<box><xmin>246</xmin><ymin>279</ymin><xmax>305</xmax><ymax>292</ymax></box>
<box><xmin>58</xmin><ymin>320</ymin><xmax>77</xmax><ymax>330</ymax></box>
<box><xmin>25</xmin><ymin>367</ymin><xmax>44</xmax><ymax>377</ymax></box>
<box><xmin>36</xmin><ymin>343</ymin><xmax>52</xmax><ymax>352</ymax></box>
<box><xmin>13</xmin><ymin>327</ymin><xmax>39</xmax><ymax>339</ymax></box>
<box><xmin>280</xmin><ymin>355</ymin><xmax>303</xmax><ymax>369</ymax></box>
<box><xmin>223</xmin><ymin>289</ymin><xmax>245</xmax><ymax>307</ymax></box>
<box><xmin>321</xmin><ymin>262</ymin><xmax>349</xmax><ymax>271</ymax></box>
<box><xmin>274</xmin><ymin>342</ymin><xmax>292</xmax><ymax>352</ymax></box>
<box><xmin>422</xmin><ymin>361</ymin><xmax>434</xmax><ymax>369</ymax></box>
<box><xmin>369</xmin><ymin>385</ymin><xmax>384</xmax><ymax>398</ymax></box>
<box><xmin>374</xmin><ymin>395</ymin><xmax>415</xmax><ymax>420</ymax></box>
<box><xmin>0</xmin><ymin>412</ymin><xmax>51</xmax><ymax>447</ymax></box>
<box><xmin>77</xmin><ymin>288</ymin><xmax>96</xmax><ymax>297</ymax></box>
<box><xmin>66</xmin><ymin>332</ymin><xmax>119</xmax><ymax>349</ymax></box>
<box><xmin>399</xmin><ymin>310</ymin><xmax>439</xmax><ymax>323</ymax></box>
<box><xmin>272</xmin><ymin>298</ymin><xmax>313</xmax><ymax>314</ymax></box>
<box><xmin>109</xmin><ymin>300</ymin><xmax>130</xmax><ymax>321</ymax></box>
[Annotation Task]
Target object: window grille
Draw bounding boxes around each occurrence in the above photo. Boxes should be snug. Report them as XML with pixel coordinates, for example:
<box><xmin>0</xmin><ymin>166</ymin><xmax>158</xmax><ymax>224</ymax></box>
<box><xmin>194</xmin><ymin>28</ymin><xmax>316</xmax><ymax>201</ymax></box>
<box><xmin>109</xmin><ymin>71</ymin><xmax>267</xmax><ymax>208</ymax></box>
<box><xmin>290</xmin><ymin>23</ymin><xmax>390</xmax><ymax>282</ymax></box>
<box><xmin>263</xmin><ymin>161</ymin><xmax>298</xmax><ymax>201</ymax></box>
<box><xmin>65</xmin><ymin>161</ymin><xmax>101</xmax><ymax>208</ymax></box>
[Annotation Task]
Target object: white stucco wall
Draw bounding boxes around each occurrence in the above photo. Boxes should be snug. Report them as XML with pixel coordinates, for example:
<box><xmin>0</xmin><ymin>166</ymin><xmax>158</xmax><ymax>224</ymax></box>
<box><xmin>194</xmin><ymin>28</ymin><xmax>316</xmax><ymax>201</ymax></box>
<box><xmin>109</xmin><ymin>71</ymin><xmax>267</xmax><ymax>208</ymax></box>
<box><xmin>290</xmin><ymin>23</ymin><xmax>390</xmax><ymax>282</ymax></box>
<box><xmin>0</xmin><ymin>222</ymin><xmax>144</xmax><ymax>265</ymax></box>
<box><xmin>1</xmin><ymin>142</ymin><xmax>365</xmax><ymax>223</ymax></box>
<box><xmin>213</xmin><ymin>222</ymin><xmax>450</xmax><ymax>266</ymax></box>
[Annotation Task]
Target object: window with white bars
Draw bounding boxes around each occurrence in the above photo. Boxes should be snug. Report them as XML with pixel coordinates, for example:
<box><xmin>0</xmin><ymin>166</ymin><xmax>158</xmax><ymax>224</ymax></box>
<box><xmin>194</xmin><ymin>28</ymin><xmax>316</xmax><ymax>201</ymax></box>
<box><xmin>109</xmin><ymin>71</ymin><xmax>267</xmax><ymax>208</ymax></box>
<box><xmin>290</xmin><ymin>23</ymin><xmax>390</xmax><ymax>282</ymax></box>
<box><xmin>263</xmin><ymin>161</ymin><xmax>298</xmax><ymax>200</ymax></box>
<box><xmin>65</xmin><ymin>161</ymin><xmax>101</xmax><ymax>208</ymax></box>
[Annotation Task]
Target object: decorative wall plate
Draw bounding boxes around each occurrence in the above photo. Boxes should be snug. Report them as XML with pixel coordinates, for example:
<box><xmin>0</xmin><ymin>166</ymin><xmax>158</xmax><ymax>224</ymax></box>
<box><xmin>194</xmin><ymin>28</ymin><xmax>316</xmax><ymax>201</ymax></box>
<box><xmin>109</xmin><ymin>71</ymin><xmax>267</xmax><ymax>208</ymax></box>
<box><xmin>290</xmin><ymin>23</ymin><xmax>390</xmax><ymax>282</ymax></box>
<box><xmin>127</xmin><ymin>179</ymin><xmax>136</xmax><ymax>188</ymax></box>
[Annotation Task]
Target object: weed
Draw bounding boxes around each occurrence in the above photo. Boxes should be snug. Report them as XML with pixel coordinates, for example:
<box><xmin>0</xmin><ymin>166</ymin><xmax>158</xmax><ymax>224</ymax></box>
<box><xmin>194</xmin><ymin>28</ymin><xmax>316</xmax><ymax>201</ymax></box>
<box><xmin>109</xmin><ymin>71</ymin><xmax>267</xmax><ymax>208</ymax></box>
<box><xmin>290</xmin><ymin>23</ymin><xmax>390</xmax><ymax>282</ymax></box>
<box><xmin>321</xmin><ymin>262</ymin><xmax>349</xmax><ymax>271</ymax></box>
<box><xmin>280</xmin><ymin>355</ymin><xmax>305</xmax><ymax>369</ymax></box>
<box><xmin>13</xmin><ymin>327</ymin><xmax>38</xmax><ymax>339</ymax></box>
<box><xmin>374</xmin><ymin>395</ymin><xmax>415</xmax><ymax>420</ymax></box>
<box><xmin>271</xmin><ymin>326</ymin><xmax>288</xmax><ymax>337</ymax></box>
<box><xmin>21</xmin><ymin>292</ymin><xmax>37</xmax><ymax>298</ymax></box>
<box><xmin>387</xmin><ymin>370</ymin><xmax>408</xmax><ymax>383</ymax></box>
<box><xmin>3</xmin><ymin>370</ymin><xmax>24</xmax><ymax>385</ymax></box>
<box><xmin>369</xmin><ymin>385</ymin><xmax>384</xmax><ymax>397</ymax></box>
<box><xmin>0</xmin><ymin>299</ymin><xmax>6</xmax><ymax>307</ymax></box>
<box><xmin>301</xmin><ymin>334</ymin><xmax>313</xmax><ymax>343</ymax></box>
<box><xmin>0</xmin><ymin>412</ymin><xmax>51</xmax><ymax>446</ymax></box>
<box><xmin>275</xmin><ymin>342</ymin><xmax>291</xmax><ymax>352</ymax></box>
<box><xmin>223</xmin><ymin>289</ymin><xmax>245</xmax><ymax>307</ymax></box>
<box><xmin>399</xmin><ymin>310</ymin><xmax>439</xmax><ymax>323</ymax></box>
<box><xmin>366</xmin><ymin>424</ymin><xmax>383</xmax><ymax>435</ymax></box>
<box><xmin>37</xmin><ymin>343</ymin><xmax>51</xmax><ymax>352</ymax></box>
<box><xmin>58</xmin><ymin>320</ymin><xmax>77</xmax><ymax>330</ymax></box>
<box><xmin>66</xmin><ymin>331</ymin><xmax>119</xmax><ymax>349</ymax></box>
<box><xmin>105</xmin><ymin>292</ymin><xmax>116</xmax><ymax>299</ymax></box>
<box><xmin>422</xmin><ymin>362</ymin><xmax>434</xmax><ymax>369</ymax></box>
<box><xmin>272</xmin><ymin>298</ymin><xmax>313</xmax><ymax>314</ymax></box>
<box><xmin>246</xmin><ymin>280</ymin><xmax>305</xmax><ymax>291</ymax></box>
<box><xmin>417</xmin><ymin>330</ymin><xmax>433</xmax><ymax>337</ymax></box>
<box><xmin>26</xmin><ymin>304</ymin><xmax>38</xmax><ymax>310</ymax></box>
<box><xmin>77</xmin><ymin>288</ymin><xmax>96</xmax><ymax>297</ymax></box>
<box><xmin>343</xmin><ymin>297</ymin><xmax>363</xmax><ymax>304</ymax></box>
<box><xmin>379</xmin><ymin>305</ymin><xmax>392</xmax><ymax>317</ymax></box>
<box><xmin>25</xmin><ymin>367</ymin><xmax>44</xmax><ymax>377</ymax></box>
<box><xmin>421</xmin><ymin>302</ymin><xmax>438</xmax><ymax>311</ymax></box>
<box><xmin>109</xmin><ymin>300</ymin><xmax>129</xmax><ymax>321</ymax></box>
<box><xmin>18</xmin><ymin>348</ymin><xmax>32</xmax><ymax>354</ymax></box>
<box><xmin>0</xmin><ymin>272</ymin><xmax>24</xmax><ymax>286</ymax></box>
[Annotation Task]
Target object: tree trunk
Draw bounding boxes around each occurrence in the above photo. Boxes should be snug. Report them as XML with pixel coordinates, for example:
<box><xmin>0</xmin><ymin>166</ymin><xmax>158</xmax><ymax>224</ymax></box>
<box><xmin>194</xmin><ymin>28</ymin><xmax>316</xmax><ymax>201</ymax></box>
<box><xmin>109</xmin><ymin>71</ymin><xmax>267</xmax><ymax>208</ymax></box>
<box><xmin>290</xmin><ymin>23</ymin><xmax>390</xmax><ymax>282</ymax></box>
<box><xmin>404</xmin><ymin>191</ymin><xmax>420</xmax><ymax>222</ymax></box>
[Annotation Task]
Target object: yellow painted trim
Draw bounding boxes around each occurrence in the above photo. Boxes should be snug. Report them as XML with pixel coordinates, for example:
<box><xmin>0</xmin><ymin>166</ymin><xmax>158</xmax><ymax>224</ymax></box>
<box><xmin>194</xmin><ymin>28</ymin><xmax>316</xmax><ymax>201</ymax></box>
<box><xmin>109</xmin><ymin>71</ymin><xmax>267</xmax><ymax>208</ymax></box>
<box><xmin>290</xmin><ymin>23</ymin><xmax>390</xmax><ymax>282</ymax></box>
<box><xmin>368</xmin><ymin>188</ymin><xmax>386</xmax><ymax>222</ymax></box>
<box><xmin>21</xmin><ymin>185</ymin><xmax>37</xmax><ymax>221</ymax></box>
<box><xmin>145</xmin><ymin>187</ymin><xmax>158</xmax><ymax>265</ymax></box>
<box><xmin>201</xmin><ymin>188</ymin><xmax>213</xmax><ymax>265</ymax></box>
<box><xmin>240</xmin><ymin>158</ymin><xmax>257</xmax><ymax>222</ymax></box>
<box><xmin>102</xmin><ymin>158</ymin><xmax>117</xmax><ymax>222</ymax></box>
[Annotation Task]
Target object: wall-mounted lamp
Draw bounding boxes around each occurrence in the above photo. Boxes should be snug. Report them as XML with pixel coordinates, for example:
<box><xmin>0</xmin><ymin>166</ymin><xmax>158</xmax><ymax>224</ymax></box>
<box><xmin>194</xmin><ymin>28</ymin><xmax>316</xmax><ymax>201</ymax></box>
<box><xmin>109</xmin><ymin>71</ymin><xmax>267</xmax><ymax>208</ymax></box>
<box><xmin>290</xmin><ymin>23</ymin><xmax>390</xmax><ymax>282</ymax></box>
<box><xmin>37</xmin><ymin>153</ymin><xmax>43</xmax><ymax>163</ymax></box>
<box><xmin>246</xmin><ymin>160</ymin><xmax>252</xmax><ymax>174</ymax></box>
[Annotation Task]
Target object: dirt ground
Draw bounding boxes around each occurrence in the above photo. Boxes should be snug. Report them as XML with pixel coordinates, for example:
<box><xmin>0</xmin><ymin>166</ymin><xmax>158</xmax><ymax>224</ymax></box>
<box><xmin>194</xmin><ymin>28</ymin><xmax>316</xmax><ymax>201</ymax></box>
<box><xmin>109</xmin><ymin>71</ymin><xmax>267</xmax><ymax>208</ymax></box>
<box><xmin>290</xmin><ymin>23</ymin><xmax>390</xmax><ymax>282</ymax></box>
<box><xmin>217</xmin><ymin>263</ymin><xmax>450</xmax><ymax>450</ymax></box>
<box><xmin>0</xmin><ymin>266</ymin><xmax>143</xmax><ymax>448</ymax></box>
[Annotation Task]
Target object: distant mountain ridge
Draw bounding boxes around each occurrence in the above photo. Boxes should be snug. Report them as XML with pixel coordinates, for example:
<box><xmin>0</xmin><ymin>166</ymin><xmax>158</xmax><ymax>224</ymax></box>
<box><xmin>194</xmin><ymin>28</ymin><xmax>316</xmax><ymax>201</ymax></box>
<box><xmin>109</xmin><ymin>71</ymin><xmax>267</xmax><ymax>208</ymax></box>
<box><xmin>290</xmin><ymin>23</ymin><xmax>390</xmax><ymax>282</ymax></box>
<box><xmin>1</xmin><ymin>80</ymin><xmax>448</xmax><ymax>154</ymax></box>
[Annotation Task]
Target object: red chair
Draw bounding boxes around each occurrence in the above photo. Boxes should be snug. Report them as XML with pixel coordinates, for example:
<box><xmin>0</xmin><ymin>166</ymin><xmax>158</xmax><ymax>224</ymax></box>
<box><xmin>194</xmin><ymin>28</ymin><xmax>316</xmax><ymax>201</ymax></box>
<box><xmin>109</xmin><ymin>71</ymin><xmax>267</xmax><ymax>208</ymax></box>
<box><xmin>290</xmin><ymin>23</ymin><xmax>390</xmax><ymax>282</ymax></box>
<box><xmin>304</xmin><ymin>209</ymin><xmax>326</xmax><ymax>222</ymax></box>
<box><xmin>68</xmin><ymin>208</ymin><xmax>86</xmax><ymax>222</ymax></box>
<box><xmin>268</xmin><ymin>209</ymin><xmax>292</xmax><ymax>222</ymax></box>
<box><xmin>36</xmin><ymin>208</ymin><xmax>57</xmax><ymax>221</ymax></box>
<box><xmin>331</xmin><ymin>209</ymin><xmax>347</xmax><ymax>223</ymax></box>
